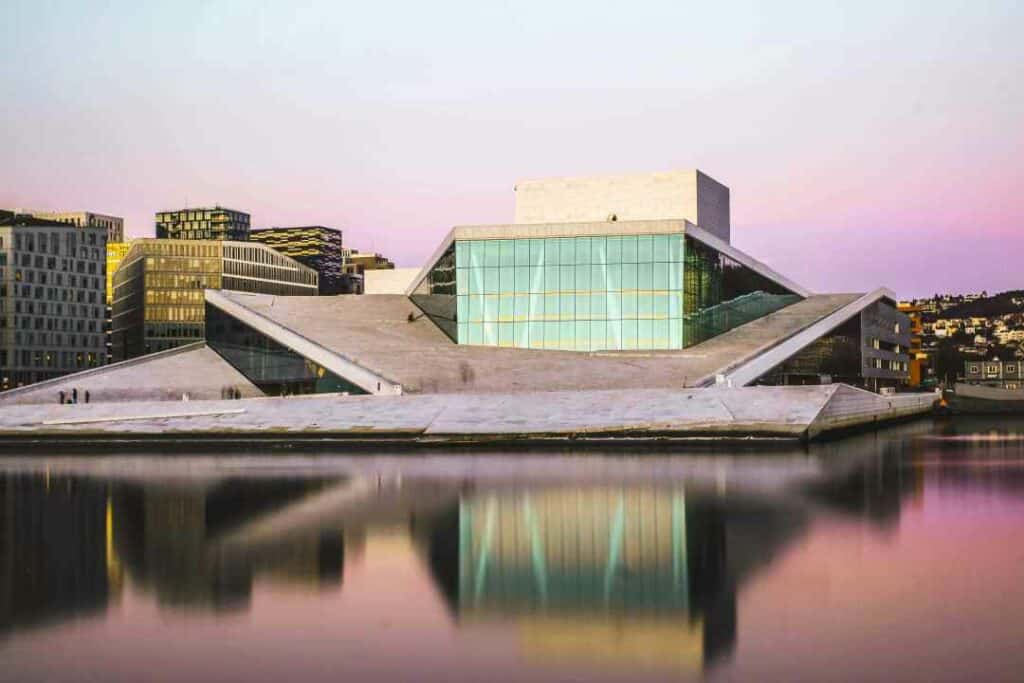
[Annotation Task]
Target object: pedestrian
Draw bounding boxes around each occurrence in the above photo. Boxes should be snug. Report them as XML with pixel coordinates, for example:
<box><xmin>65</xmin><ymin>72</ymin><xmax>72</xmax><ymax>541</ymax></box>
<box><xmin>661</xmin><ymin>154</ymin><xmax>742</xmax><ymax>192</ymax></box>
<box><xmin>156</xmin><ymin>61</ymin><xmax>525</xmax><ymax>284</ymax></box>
<box><xmin>72</xmin><ymin>388</ymin><xmax>78</xmax><ymax>404</ymax></box>
<box><xmin>59</xmin><ymin>390</ymin><xmax>65</xmax><ymax>404</ymax></box>
<box><xmin>84</xmin><ymin>390</ymin><xmax>90</xmax><ymax>404</ymax></box>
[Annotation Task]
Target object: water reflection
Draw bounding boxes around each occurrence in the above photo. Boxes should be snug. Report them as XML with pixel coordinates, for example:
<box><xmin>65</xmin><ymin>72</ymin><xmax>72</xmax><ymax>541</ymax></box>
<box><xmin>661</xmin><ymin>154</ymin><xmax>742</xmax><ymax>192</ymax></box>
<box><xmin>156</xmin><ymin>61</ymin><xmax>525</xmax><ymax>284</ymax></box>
<box><xmin>0</xmin><ymin>475</ymin><xmax>113</xmax><ymax>635</ymax></box>
<box><xmin>1</xmin><ymin>418</ymin><xmax>1022</xmax><ymax>682</ymax></box>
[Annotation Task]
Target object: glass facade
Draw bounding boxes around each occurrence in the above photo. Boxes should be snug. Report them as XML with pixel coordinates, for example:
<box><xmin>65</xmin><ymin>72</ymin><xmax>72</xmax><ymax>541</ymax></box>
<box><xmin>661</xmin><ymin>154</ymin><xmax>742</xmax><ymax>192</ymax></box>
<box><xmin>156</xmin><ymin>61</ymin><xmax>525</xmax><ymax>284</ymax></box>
<box><xmin>249</xmin><ymin>227</ymin><xmax>349</xmax><ymax>294</ymax></box>
<box><xmin>757</xmin><ymin>316</ymin><xmax>862</xmax><ymax>386</ymax></box>
<box><xmin>111</xmin><ymin>240</ymin><xmax>318</xmax><ymax>361</ymax></box>
<box><xmin>681</xmin><ymin>238</ymin><xmax>802</xmax><ymax>347</ymax></box>
<box><xmin>411</xmin><ymin>232</ymin><xmax>802</xmax><ymax>352</ymax></box>
<box><xmin>206</xmin><ymin>303</ymin><xmax>366</xmax><ymax>395</ymax></box>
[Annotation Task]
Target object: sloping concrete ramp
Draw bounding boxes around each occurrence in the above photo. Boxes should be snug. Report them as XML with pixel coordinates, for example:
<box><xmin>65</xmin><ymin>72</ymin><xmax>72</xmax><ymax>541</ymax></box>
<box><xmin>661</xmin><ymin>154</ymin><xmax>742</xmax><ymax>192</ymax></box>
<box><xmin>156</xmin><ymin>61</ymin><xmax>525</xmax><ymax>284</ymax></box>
<box><xmin>0</xmin><ymin>385</ymin><xmax>935</xmax><ymax>445</ymax></box>
<box><xmin>203</xmin><ymin>290</ymin><xmax>868</xmax><ymax>395</ymax></box>
<box><xmin>0</xmin><ymin>343</ymin><xmax>262</xmax><ymax>406</ymax></box>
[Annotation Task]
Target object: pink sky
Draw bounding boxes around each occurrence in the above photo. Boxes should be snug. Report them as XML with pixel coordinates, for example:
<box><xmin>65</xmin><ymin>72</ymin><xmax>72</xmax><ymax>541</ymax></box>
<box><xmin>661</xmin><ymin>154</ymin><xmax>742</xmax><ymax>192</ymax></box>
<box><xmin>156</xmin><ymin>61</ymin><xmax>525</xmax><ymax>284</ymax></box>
<box><xmin>2</xmin><ymin>0</ymin><xmax>1021</xmax><ymax>298</ymax></box>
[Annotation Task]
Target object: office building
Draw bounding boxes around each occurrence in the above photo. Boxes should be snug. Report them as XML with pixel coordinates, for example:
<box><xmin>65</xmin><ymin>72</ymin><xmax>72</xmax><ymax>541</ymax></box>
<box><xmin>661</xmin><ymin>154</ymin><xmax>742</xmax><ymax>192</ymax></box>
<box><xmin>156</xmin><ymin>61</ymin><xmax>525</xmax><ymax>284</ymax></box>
<box><xmin>105</xmin><ymin>241</ymin><xmax>134</xmax><ymax>361</ymax></box>
<box><xmin>155</xmin><ymin>207</ymin><xmax>250</xmax><ymax>241</ymax></box>
<box><xmin>249</xmin><ymin>226</ymin><xmax>352</xmax><ymax>295</ymax></box>
<box><xmin>0</xmin><ymin>213</ymin><xmax>107</xmax><ymax>388</ymax></box>
<box><xmin>106</xmin><ymin>242</ymin><xmax>133</xmax><ymax>307</ymax></box>
<box><xmin>25</xmin><ymin>210</ymin><xmax>124</xmax><ymax>243</ymax></box>
<box><xmin>110</xmin><ymin>239</ymin><xmax>317</xmax><ymax>360</ymax></box>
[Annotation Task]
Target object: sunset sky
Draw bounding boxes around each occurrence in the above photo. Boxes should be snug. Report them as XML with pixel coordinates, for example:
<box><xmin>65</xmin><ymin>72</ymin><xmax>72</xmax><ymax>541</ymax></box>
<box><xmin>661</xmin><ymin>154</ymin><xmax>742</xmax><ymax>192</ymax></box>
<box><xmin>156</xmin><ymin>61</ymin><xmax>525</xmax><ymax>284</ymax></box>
<box><xmin>1</xmin><ymin>0</ymin><xmax>1020</xmax><ymax>297</ymax></box>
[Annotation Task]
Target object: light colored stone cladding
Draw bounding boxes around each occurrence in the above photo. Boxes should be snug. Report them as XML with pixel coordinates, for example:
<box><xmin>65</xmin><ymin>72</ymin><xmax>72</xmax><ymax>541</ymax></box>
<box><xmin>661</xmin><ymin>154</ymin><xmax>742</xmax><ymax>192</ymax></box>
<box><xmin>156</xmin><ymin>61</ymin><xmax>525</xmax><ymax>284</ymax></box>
<box><xmin>513</xmin><ymin>170</ymin><xmax>730</xmax><ymax>243</ymax></box>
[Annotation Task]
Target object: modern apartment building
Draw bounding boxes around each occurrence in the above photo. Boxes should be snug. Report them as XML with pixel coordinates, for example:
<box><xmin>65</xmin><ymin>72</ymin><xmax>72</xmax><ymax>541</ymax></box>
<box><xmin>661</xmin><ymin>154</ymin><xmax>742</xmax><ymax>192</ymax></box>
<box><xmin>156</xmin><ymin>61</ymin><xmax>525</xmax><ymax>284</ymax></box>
<box><xmin>249</xmin><ymin>226</ymin><xmax>352</xmax><ymax>295</ymax></box>
<box><xmin>155</xmin><ymin>207</ymin><xmax>250</xmax><ymax>241</ymax></box>
<box><xmin>110</xmin><ymin>239</ymin><xmax>317</xmax><ymax>360</ymax></box>
<box><xmin>0</xmin><ymin>213</ymin><xmax>107</xmax><ymax>388</ymax></box>
<box><xmin>26</xmin><ymin>210</ymin><xmax>124</xmax><ymax>243</ymax></box>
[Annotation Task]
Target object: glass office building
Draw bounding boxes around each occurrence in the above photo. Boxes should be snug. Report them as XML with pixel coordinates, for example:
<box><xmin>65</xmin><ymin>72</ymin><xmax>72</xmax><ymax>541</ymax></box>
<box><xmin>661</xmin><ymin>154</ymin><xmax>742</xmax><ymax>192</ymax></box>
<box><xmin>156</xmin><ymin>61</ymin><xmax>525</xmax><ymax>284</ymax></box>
<box><xmin>249</xmin><ymin>226</ymin><xmax>351</xmax><ymax>295</ymax></box>
<box><xmin>411</xmin><ymin>230</ymin><xmax>800</xmax><ymax>352</ymax></box>
<box><xmin>111</xmin><ymin>239</ymin><xmax>317</xmax><ymax>360</ymax></box>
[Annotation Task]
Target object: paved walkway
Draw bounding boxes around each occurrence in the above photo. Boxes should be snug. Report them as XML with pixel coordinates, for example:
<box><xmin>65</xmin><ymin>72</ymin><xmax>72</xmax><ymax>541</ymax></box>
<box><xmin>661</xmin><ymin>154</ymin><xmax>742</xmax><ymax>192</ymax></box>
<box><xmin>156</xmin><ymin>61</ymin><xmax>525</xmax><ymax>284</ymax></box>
<box><xmin>0</xmin><ymin>384</ymin><xmax>936</xmax><ymax>444</ymax></box>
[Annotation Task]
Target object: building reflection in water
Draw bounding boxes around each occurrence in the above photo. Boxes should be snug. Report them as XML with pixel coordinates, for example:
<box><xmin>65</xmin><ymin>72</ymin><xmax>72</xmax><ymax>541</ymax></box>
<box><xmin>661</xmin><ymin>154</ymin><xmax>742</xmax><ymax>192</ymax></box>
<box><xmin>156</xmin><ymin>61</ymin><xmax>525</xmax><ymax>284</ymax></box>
<box><xmin>110</xmin><ymin>478</ymin><xmax>348</xmax><ymax>611</ymax></box>
<box><xmin>0</xmin><ymin>474</ymin><xmax>113</xmax><ymax>635</ymax></box>
<box><xmin>416</xmin><ymin>484</ymin><xmax>834</xmax><ymax>677</ymax></box>
<box><xmin>0</xmin><ymin>430</ymin><xmax>938</xmax><ymax>677</ymax></box>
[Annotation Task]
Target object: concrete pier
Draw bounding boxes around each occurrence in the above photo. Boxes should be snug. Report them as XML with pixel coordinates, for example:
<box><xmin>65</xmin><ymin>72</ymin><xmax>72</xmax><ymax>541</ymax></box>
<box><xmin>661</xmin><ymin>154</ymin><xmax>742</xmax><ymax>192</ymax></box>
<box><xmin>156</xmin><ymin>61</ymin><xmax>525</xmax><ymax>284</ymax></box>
<box><xmin>0</xmin><ymin>384</ymin><xmax>936</xmax><ymax>448</ymax></box>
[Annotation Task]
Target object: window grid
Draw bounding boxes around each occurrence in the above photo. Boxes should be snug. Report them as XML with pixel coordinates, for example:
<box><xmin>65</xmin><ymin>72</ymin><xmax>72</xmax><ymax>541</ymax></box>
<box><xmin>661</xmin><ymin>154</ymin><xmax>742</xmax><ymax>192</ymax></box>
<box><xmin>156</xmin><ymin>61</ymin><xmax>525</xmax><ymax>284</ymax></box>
<box><xmin>454</xmin><ymin>235</ymin><xmax>684</xmax><ymax>351</ymax></box>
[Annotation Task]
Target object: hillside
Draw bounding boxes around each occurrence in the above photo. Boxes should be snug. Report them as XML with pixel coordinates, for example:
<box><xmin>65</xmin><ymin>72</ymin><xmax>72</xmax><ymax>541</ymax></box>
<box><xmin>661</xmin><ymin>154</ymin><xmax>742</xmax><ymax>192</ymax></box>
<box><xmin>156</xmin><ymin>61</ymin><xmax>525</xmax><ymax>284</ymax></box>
<box><xmin>942</xmin><ymin>290</ymin><xmax>1024</xmax><ymax>318</ymax></box>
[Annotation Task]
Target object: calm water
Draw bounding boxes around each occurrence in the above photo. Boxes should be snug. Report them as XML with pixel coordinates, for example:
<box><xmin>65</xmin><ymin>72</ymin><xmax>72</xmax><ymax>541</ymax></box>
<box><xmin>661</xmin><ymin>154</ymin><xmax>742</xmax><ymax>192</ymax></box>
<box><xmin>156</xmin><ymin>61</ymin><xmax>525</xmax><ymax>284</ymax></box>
<box><xmin>2</xmin><ymin>418</ymin><xmax>1024</xmax><ymax>682</ymax></box>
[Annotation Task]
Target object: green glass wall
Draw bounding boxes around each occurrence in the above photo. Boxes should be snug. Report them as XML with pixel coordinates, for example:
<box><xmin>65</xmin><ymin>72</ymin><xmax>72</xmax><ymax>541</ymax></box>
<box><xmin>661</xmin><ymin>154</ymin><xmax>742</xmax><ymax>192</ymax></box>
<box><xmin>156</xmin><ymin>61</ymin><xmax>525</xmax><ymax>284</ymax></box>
<box><xmin>681</xmin><ymin>238</ymin><xmax>801</xmax><ymax>346</ymax></box>
<box><xmin>410</xmin><ymin>232</ymin><xmax>803</xmax><ymax>352</ymax></box>
<box><xmin>454</xmin><ymin>235</ymin><xmax>684</xmax><ymax>351</ymax></box>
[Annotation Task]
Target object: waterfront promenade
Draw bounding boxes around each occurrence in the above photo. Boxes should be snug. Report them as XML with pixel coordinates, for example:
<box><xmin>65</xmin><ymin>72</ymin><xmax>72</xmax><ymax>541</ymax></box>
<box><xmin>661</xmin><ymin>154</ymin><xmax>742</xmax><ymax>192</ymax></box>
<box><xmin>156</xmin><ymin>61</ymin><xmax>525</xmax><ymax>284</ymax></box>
<box><xmin>0</xmin><ymin>384</ymin><xmax>936</xmax><ymax>447</ymax></box>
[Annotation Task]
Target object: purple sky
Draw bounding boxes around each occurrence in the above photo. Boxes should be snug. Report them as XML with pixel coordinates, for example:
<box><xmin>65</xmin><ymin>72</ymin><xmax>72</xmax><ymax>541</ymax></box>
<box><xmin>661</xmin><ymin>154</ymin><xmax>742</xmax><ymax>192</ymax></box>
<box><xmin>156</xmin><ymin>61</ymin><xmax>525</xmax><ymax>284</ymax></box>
<box><xmin>1</xmin><ymin>0</ymin><xmax>1021</xmax><ymax>298</ymax></box>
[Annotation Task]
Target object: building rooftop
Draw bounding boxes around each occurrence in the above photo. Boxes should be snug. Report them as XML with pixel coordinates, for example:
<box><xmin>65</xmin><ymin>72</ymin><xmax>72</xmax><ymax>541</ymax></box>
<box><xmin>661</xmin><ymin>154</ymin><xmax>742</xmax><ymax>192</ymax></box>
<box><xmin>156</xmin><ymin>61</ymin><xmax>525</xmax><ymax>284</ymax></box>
<box><xmin>206</xmin><ymin>289</ymin><xmax>865</xmax><ymax>395</ymax></box>
<box><xmin>0</xmin><ymin>213</ymin><xmax>77</xmax><ymax>228</ymax></box>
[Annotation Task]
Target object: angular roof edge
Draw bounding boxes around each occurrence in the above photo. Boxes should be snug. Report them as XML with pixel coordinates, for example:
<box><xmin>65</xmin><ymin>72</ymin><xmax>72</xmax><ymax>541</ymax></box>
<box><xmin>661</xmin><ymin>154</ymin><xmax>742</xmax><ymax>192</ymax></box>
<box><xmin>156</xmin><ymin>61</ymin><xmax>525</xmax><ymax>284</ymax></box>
<box><xmin>722</xmin><ymin>287</ymin><xmax>899</xmax><ymax>387</ymax></box>
<box><xmin>684</xmin><ymin>224</ymin><xmax>812</xmax><ymax>298</ymax></box>
<box><xmin>406</xmin><ymin>219</ymin><xmax>810</xmax><ymax>297</ymax></box>
<box><xmin>205</xmin><ymin>290</ymin><xmax>403</xmax><ymax>395</ymax></box>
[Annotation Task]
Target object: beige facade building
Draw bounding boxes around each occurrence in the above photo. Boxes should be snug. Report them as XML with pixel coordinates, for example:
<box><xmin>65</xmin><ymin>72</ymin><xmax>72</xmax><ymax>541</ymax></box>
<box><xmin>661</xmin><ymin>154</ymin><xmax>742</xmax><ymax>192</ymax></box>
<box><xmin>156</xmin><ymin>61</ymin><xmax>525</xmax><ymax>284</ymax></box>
<box><xmin>513</xmin><ymin>170</ymin><xmax>730</xmax><ymax>243</ymax></box>
<box><xmin>27</xmin><ymin>211</ymin><xmax>124</xmax><ymax>243</ymax></box>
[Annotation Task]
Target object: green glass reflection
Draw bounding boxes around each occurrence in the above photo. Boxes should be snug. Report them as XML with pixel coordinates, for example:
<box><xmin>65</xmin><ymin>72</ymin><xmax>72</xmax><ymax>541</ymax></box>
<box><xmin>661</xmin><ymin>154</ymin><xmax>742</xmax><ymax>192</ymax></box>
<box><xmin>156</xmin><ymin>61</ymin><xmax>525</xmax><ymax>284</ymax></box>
<box><xmin>446</xmin><ymin>234</ymin><xmax>802</xmax><ymax>351</ymax></box>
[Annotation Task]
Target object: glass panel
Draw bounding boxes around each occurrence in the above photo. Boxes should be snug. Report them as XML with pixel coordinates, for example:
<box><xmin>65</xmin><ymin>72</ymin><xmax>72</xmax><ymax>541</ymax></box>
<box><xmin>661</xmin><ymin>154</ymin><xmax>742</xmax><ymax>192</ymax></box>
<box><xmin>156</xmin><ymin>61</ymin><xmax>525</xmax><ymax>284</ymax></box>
<box><xmin>637</xmin><ymin>262</ymin><xmax>652</xmax><ymax>291</ymax></box>
<box><xmin>544</xmin><ymin>239</ymin><xmax>560</xmax><ymax>266</ymax></box>
<box><xmin>559</xmin><ymin>265</ymin><xmax>574</xmax><ymax>292</ymax></box>
<box><xmin>559</xmin><ymin>239</ymin><xmax>575</xmax><ymax>266</ymax></box>
<box><xmin>514</xmin><ymin>240</ymin><xmax>531</xmax><ymax>266</ymax></box>
<box><xmin>652</xmin><ymin>234</ymin><xmax>669</xmax><ymax>261</ymax></box>
<box><xmin>484</xmin><ymin>268</ymin><xmax>499</xmax><ymax>294</ymax></box>
<box><xmin>637</xmin><ymin>235</ymin><xmax>653</xmax><ymax>263</ymax></box>
<box><xmin>621</xmin><ymin>236</ymin><xmax>638</xmax><ymax>263</ymax></box>
<box><xmin>682</xmin><ymin>236</ymin><xmax>802</xmax><ymax>347</ymax></box>
<box><xmin>575</xmin><ymin>237</ymin><xmax>592</xmax><ymax>265</ymax></box>
<box><xmin>499</xmin><ymin>240</ymin><xmax>515</xmax><ymax>267</ymax></box>
<box><xmin>484</xmin><ymin>240</ymin><xmax>500</xmax><ymax>268</ymax></box>
<box><xmin>206</xmin><ymin>303</ymin><xmax>367</xmax><ymax>395</ymax></box>
<box><xmin>410</xmin><ymin>243</ymin><xmax>457</xmax><ymax>341</ymax></box>
<box><xmin>446</xmin><ymin>233</ymin><xmax>703</xmax><ymax>352</ymax></box>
